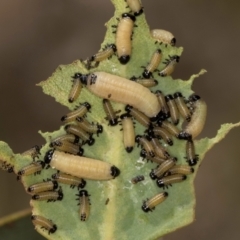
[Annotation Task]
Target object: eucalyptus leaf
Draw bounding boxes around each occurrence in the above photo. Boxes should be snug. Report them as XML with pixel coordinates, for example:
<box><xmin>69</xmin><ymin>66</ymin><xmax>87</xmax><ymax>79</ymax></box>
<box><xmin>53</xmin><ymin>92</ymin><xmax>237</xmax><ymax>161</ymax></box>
<box><xmin>0</xmin><ymin>0</ymin><xmax>240</xmax><ymax>240</ymax></box>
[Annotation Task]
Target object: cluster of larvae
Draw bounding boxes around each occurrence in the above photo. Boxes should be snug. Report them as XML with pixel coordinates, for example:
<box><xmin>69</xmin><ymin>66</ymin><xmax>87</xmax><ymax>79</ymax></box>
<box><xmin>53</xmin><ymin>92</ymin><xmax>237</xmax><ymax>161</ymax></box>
<box><xmin>0</xmin><ymin>0</ymin><xmax>207</xmax><ymax>235</ymax></box>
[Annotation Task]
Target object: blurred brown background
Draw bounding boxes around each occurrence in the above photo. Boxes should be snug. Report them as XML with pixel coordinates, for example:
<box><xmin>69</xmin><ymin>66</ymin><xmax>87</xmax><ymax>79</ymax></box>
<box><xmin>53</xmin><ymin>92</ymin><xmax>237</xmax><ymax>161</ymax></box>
<box><xmin>0</xmin><ymin>0</ymin><xmax>240</xmax><ymax>239</ymax></box>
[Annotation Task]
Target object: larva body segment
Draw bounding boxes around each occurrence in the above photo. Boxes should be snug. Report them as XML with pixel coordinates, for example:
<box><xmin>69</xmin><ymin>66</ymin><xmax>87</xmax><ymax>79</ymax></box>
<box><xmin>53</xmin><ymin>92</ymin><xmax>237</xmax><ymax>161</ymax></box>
<box><xmin>185</xmin><ymin>138</ymin><xmax>199</xmax><ymax>166</ymax></box>
<box><xmin>174</xmin><ymin>92</ymin><xmax>191</xmax><ymax>122</ymax></box>
<box><xmin>142</xmin><ymin>49</ymin><xmax>162</xmax><ymax>78</ymax></box>
<box><xmin>126</xmin><ymin>0</ymin><xmax>143</xmax><ymax>16</ymax></box>
<box><xmin>120</xmin><ymin>113</ymin><xmax>135</xmax><ymax>153</ymax></box>
<box><xmin>68</xmin><ymin>77</ymin><xmax>82</xmax><ymax>103</ymax></box>
<box><xmin>151</xmin><ymin>29</ymin><xmax>176</xmax><ymax>46</ymax></box>
<box><xmin>52</xmin><ymin>172</ymin><xmax>86</xmax><ymax>190</ymax></box>
<box><xmin>167</xmin><ymin>165</ymin><xmax>194</xmax><ymax>175</ymax></box>
<box><xmin>81</xmin><ymin>72</ymin><xmax>161</xmax><ymax>118</ymax></box>
<box><xmin>116</xmin><ymin>13</ymin><xmax>136</xmax><ymax>64</ymax></box>
<box><xmin>132</xmin><ymin>78</ymin><xmax>158</xmax><ymax>88</ymax></box>
<box><xmin>22</xmin><ymin>145</ymin><xmax>41</xmax><ymax>160</ymax></box>
<box><xmin>89</xmin><ymin>44</ymin><xmax>116</xmax><ymax>63</ymax></box>
<box><xmin>165</xmin><ymin>94</ymin><xmax>179</xmax><ymax>125</ymax></box>
<box><xmin>31</xmin><ymin>215</ymin><xmax>57</xmax><ymax>234</ymax></box>
<box><xmin>159</xmin><ymin>55</ymin><xmax>180</xmax><ymax>77</ymax></box>
<box><xmin>142</xmin><ymin>192</ymin><xmax>168</xmax><ymax>212</ymax></box>
<box><xmin>61</xmin><ymin>102</ymin><xmax>91</xmax><ymax>123</ymax></box>
<box><xmin>17</xmin><ymin>161</ymin><xmax>45</xmax><ymax>177</ymax></box>
<box><xmin>45</xmin><ymin>150</ymin><xmax>120</xmax><ymax>180</ymax></box>
<box><xmin>179</xmin><ymin>98</ymin><xmax>207</xmax><ymax>139</ymax></box>
<box><xmin>131</xmin><ymin>175</ymin><xmax>144</xmax><ymax>184</ymax></box>
<box><xmin>28</xmin><ymin>180</ymin><xmax>58</xmax><ymax>194</ymax></box>
<box><xmin>0</xmin><ymin>160</ymin><xmax>13</xmax><ymax>173</ymax></box>
<box><xmin>125</xmin><ymin>105</ymin><xmax>151</xmax><ymax>127</ymax></box>
<box><xmin>156</xmin><ymin>174</ymin><xmax>187</xmax><ymax>189</ymax></box>
<box><xmin>150</xmin><ymin>158</ymin><xmax>177</xmax><ymax>180</ymax></box>
<box><xmin>102</xmin><ymin>99</ymin><xmax>119</xmax><ymax>126</ymax></box>
<box><xmin>77</xmin><ymin>190</ymin><xmax>90</xmax><ymax>221</ymax></box>
<box><xmin>32</xmin><ymin>188</ymin><xmax>63</xmax><ymax>202</ymax></box>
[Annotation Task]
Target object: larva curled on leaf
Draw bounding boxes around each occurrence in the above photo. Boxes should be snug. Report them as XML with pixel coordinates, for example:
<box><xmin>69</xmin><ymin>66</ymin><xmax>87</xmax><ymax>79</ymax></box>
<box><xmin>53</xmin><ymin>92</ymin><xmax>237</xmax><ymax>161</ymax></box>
<box><xmin>79</xmin><ymin>71</ymin><xmax>161</xmax><ymax>119</ymax></box>
<box><xmin>179</xmin><ymin>96</ymin><xmax>207</xmax><ymax>140</ymax></box>
<box><xmin>151</xmin><ymin>29</ymin><xmax>176</xmax><ymax>46</ymax></box>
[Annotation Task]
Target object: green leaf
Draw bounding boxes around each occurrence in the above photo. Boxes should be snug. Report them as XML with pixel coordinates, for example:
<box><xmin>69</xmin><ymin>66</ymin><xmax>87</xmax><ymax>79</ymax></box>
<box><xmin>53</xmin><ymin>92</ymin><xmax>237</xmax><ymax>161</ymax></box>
<box><xmin>1</xmin><ymin>0</ymin><xmax>240</xmax><ymax>240</ymax></box>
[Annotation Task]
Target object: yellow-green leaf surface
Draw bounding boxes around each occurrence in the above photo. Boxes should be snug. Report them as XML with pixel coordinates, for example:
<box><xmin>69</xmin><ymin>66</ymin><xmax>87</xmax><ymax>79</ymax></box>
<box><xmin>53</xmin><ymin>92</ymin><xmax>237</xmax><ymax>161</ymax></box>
<box><xmin>1</xmin><ymin>1</ymin><xmax>240</xmax><ymax>240</ymax></box>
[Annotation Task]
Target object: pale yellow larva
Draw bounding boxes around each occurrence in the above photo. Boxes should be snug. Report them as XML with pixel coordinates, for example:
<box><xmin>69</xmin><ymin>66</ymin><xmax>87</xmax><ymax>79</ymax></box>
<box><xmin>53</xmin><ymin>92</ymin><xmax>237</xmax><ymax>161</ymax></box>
<box><xmin>44</xmin><ymin>150</ymin><xmax>120</xmax><ymax>181</ymax></box>
<box><xmin>115</xmin><ymin>13</ymin><xmax>136</xmax><ymax>64</ymax></box>
<box><xmin>179</xmin><ymin>97</ymin><xmax>207</xmax><ymax>139</ymax></box>
<box><xmin>126</xmin><ymin>0</ymin><xmax>143</xmax><ymax>16</ymax></box>
<box><xmin>142</xmin><ymin>49</ymin><xmax>162</xmax><ymax>78</ymax></box>
<box><xmin>151</xmin><ymin>29</ymin><xmax>176</xmax><ymax>46</ymax></box>
<box><xmin>80</xmin><ymin>72</ymin><xmax>161</xmax><ymax>119</ymax></box>
<box><xmin>120</xmin><ymin>113</ymin><xmax>135</xmax><ymax>153</ymax></box>
<box><xmin>68</xmin><ymin>74</ymin><xmax>82</xmax><ymax>103</ymax></box>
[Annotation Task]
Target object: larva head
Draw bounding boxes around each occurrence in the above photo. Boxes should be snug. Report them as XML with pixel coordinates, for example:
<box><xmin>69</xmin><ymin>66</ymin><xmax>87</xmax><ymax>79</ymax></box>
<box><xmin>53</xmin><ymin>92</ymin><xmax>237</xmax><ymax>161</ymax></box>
<box><xmin>110</xmin><ymin>43</ymin><xmax>117</xmax><ymax>52</ymax></box>
<box><xmin>167</xmin><ymin>139</ymin><xmax>173</xmax><ymax>146</ymax></box>
<box><xmin>147</xmin><ymin>126</ymin><xmax>154</xmax><ymax>137</ymax></box>
<box><xmin>77</xmin><ymin>148</ymin><xmax>84</xmax><ymax>156</ymax></box>
<box><xmin>57</xmin><ymin>187</ymin><xmax>64</xmax><ymax>200</ymax></box>
<box><xmin>156</xmin><ymin>178</ymin><xmax>164</xmax><ymax>188</ymax></box>
<box><xmin>49</xmin><ymin>225</ymin><xmax>57</xmax><ymax>234</ymax></box>
<box><xmin>173</xmin><ymin>92</ymin><xmax>182</xmax><ymax>98</ymax></box>
<box><xmin>120</xmin><ymin>113</ymin><xmax>131</xmax><ymax>120</ymax></box>
<box><xmin>82</xmin><ymin>102</ymin><xmax>91</xmax><ymax>110</ymax></box>
<box><xmin>78</xmin><ymin>179</ymin><xmax>87</xmax><ymax>189</ymax></box>
<box><xmin>187</xmin><ymin>158</ymin><xmax>199</xmax><ymax>166</ymax></box>
<box><xmin>97</xmin><ymin>124</ymin><xmax>103</xmax><ymax>134</ymax></box>
<box><xmin>125</xmin><ymin>104</ymin><xmax>133</xmax><ymax>112</ymax></box>
<box><xmin>171</xmin><ymin>55</ymin><xmax>180</xmax><ymax>63</ymax></box>
<box><xmin>51</xmin><ymin>173</ymin><xmax>58</xmax><ymax>180</ymax></box>
<box><xmin>122</xmin><ymin>13</ymin><xmax>136</xmax><ymax>22</ymax></box>
<box><xmin>52</xmin><ymin>180</ymin><xmax>58</xmax><ymax>190</ymax></box>
<box><xmin>79</xmin><ymin>190</ymin><xmax>89</xmax><ymax>197</ymax></box>
<box><xmin>135</xmin><ymin>135</ymin><xmax>142</xmax><ymax>143</ymax></box>
<box><xmin>109</xmin><ymin>119</ymin><xmax>119</xmax><ymax>126</ymax></box>
<box><xmin>189</xmin><ymin>94</ymin><xmax>201</xmax><ymax>103</ymax></box>
<box><xmin>78</xmin><ymin>74</ymin><xmax>89</xmax><ymax>85</ymax></box>
<box><xmin>141</xmin><ymin>201</ymin><xmax>150</xmax><ymax>212</ymax></box>
<box><xmin>119</xmin><ymin>55</ymin><xmax>130</xmax><ymax>64</ymax></box>
<box><xmin>44</xmin><ymin>149</ymin><xmax>55</xmax><ymax>164</ymax></box>
<box><xmin>126</xmin><ymin>146</ymin><xmax>133</xmax><ymax>153</ymax></box>
<box><xmin>72</xmin><ymin>73</ymin><xmax>82</xmax><ymax>79</ymax></box>
<box><xmin>133</xmin><ymin>8</ymin><xmax>143</xmax><ymax>16</ymax></box>
<box><xmin>87</xmin><ymin>137</ymin><xmax>95</xmax><ymax>146</ymax></box>
<box><xmin>27</xmin><ymin>186</ymin><xmax>35</xmax><ymax>193</ymax></box>
<box><xmin>110</xmin><ymin>165</ymin><xmax>120</xmax><ymax>178</ymax></box>
<box><xmin>178</xmin><ymin>131</ymin><xmax>192</xmax><ymax>140</ymax></box>
<box><xmin>149</xmin><ymin>169</ymin><xmax>157</xmax><ymax>180</ymax></box>
<box><xmin>142</xmin><ymin>70</ymin><xmax>152</xmax><ymax>79</ymax></box>
<box><xmin>171</xmin><ymin>38</ymin><xmax>176</xmax><ymax>46</ymax></box>
<box><xmin>140</xmin><ymin>149</ymin><xmax>147</xmax><ymax>158</ymax></box>
<box><xmin>149</xmin><ymin>110</ymin><xmax>164</xmax><ymax>122</ymax></box>
<box><xmin>165</xmin><ymin>94</ymin><xmax>174</xmax><ymax>102</ymax></box>
<box><xmin>32</xmin><ymin>194</ymin><xmax>40</xmax><ymax>200</ymax></box>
